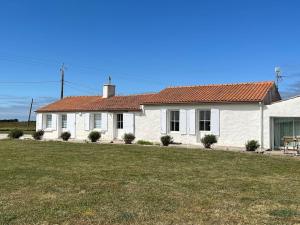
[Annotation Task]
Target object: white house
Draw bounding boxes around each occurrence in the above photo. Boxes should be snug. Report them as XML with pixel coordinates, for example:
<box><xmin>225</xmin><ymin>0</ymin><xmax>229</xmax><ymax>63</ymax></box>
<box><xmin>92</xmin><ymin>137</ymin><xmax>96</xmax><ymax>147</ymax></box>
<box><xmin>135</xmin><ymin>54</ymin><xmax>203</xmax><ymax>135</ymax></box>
<box><xmin>36</xmin><ymin>80</ymin><xmax>300</xmax><ymax>150</ymax></box>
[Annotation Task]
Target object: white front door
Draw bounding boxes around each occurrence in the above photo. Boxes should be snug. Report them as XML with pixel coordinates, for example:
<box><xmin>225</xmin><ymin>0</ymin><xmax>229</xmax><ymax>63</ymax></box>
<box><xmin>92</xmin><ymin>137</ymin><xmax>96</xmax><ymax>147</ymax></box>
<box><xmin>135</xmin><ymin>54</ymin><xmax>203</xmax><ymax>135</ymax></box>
<box><xmin>115</xmin><ymin>113</ymin><xmax>124</xmax><ymax>140</ymax></box>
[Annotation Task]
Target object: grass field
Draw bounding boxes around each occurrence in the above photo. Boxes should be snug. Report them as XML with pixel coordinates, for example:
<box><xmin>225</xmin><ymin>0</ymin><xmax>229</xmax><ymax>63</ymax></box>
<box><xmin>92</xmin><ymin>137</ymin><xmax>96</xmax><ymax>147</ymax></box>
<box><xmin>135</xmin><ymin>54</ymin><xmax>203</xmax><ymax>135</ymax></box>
<box><xmin>0</xmin><ymin>121</ymin><xmax>35</xmax><ymax>134</ymax></box>
<box><xmin>0</xmin><ymin>140</ymin><xmax>299</xmax><ymax>225</ymax></box>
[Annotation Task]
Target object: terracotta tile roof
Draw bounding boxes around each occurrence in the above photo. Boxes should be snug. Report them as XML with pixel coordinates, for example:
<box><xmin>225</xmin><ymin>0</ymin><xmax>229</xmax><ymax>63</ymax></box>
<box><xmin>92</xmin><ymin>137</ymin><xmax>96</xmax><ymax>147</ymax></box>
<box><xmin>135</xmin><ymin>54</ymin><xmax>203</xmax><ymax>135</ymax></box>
<box><xmin>36</xmin><ymin>94</ymin><xmax>155</xmax><ymax>112</ymax></box>
<box><xmin>143</xmin><ymin>81</ymin><xmax>278</xmax><ymax>104</ymax></box>
<box><xmin>36</xmin><ymin>81</ymin><xmax>279</xmax><ymax>112</ymax></box>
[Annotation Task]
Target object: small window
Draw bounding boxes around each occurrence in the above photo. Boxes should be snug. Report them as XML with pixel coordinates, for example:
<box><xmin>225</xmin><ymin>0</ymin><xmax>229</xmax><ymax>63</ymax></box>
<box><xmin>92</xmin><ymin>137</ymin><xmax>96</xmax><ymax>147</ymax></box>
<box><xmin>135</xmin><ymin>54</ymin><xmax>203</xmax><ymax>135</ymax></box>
<box><xmin>199</xmin><ymin>110</ymin><xmax>211</xmax><ymax>131</ymax></box>
<box><xmin>117</xmin><ymin>114</ymin><xmax>123</xmax><ymax>129</ymax></box>
<box><xmin>94</xmin><ymin>114</ymin><xmax>102</xmax><ymax>129</ymax></box>
<box><xmin>61</xmin><ymin>114</ymin><xmax>67</xmax><ymax>128</ymax></box>
<box><xmin>170</xmin><ymin>110</ymin><xmax>180</xmax><ymax>132</ymax></box>
<box><xmin>46</xmin><ymin>114</ymin><xmax>52</xmax><ymax>128</ymax></box>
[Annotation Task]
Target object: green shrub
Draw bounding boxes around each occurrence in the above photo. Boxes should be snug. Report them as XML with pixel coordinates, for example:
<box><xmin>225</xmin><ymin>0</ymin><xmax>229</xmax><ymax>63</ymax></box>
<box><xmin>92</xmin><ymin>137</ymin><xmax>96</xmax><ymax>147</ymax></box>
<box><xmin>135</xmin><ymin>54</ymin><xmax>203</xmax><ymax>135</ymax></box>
<box><xmin>8</xmin><ymin>129</ymin><xmax>24</xmax><ymax>139</ymax></box>
<box><xmin>245</xmin><ymin>140</ymin><xmax>260</xmax><ymax>151</ymax></box>
<box><xmin>88</xmin><ymin>131</ymin><xmax>101</xmax><ymax>142</ymax></box>
<box><xmin>32</xmin><ymin>130</ymin><xmax>44</xmax><ymax>140</ymax></box>
<box><xmin>160</xmin><ymin>135</ymin><xmax>173</xmax><ymax>146</ymax></box>
<box><xmin>136</xmin><ymin>140</ymin><xmax>153</xmax><ymax>145</ymax></box>
<box><xmin>123</xmin><ymin>133</ymin><xmax>135</xmax><ymax>144</ymax></box>
<box><xmin>61</xmin><ymin>132</ymin><xmax>71</xmax><ymax>141</ymax></box>
<box><xmin>201</xmin><ymin>134</ymin><xmax>217</xmax><ymax>148</ymax></box>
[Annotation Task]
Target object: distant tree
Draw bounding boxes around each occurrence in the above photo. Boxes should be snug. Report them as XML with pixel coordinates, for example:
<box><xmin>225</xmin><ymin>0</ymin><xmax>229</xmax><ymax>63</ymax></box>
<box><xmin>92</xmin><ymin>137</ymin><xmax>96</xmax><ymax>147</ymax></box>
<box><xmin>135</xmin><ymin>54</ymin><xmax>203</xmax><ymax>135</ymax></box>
<box><xmin>0</xmin><ymin>119</ymin><xmax>19</xmax><ymax>122</ymax></box>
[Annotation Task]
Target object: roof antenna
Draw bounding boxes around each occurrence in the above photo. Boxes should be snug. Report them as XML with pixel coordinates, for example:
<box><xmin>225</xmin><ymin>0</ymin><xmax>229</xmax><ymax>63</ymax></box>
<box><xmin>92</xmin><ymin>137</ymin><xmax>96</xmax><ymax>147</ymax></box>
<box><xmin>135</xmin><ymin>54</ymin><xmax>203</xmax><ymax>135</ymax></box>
<box><xmin>108</xmin><ymin>76</ymin><xmax>112</xmax><ymax>85</ymax></box>
<box><xmin>275</xmin><ymin>67</ymin><xmax>285</xmax><ymax>88</ymax></box>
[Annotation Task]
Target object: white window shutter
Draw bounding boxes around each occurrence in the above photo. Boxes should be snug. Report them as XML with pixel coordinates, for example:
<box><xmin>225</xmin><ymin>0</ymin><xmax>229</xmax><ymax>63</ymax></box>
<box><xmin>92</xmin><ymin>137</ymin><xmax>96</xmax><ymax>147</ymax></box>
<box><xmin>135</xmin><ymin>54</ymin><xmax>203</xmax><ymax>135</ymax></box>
<box><xmin>89</xmin><ymin>113</ymin><xmax>94</xmax><ymax>130</ymax></box>
<box><xmin>36</xmin><ymin>113</ymin><xmax>43</xmax><ymax>130</ymax></box>
<box><xmin>42</xmin><ymin>114</ymin><xmax>46</xmax><ymax>129</ymax></box>
<box><xmin>211</xmin><ymin>108</ymin><xmax>220</xmax><ymax>136</ymax></box>
<box><xmin>124</xmin><ymin>113</ymin><xmax>134</xmax><ymax>134</ymax></box>
<box><xmin>101</xmin><ymin>112</ymin><xmax>108</xmax><ymax>131</ymax></box>
<box><xmin>188</xmin><ymin>109</ymin><xmax>196</xmax><ymax>135</ymax></box>
<box><xmin>180</xmin><ymin>109</ymin><xmax>187</xmax><ymax>134</ymax></box>
<box><xmin>52</xmin><ymin>114</ymin><xmax>57</xmax><ymax>130</ymax></box>
<box><xmin>67</xmin><ymin>113</ymin><xmax>76</xmax><ymax>138</ymax></box>
<box><xmin>160</xmin><ymin>109</ymin><xmax>167</xmax><ymax>134</ymax></box>
<box><xmin>84</xmin><ymin>113</ymin><xmax>90</xmax><ymax>131</ymax></box>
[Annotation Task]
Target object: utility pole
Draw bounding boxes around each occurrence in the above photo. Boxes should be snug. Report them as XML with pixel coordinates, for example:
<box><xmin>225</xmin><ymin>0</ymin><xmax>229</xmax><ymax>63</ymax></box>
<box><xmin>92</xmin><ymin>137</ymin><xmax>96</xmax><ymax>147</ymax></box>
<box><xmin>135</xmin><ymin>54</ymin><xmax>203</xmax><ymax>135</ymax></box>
<box><xmin>27</xmin><ymin>98</ymin><xmax>33</xmax><ymax>127</ymax></box>
<box><xmin>60</xmin><ymin>63</ymin><xmax>65</xmax><ymax>99</ymax></box>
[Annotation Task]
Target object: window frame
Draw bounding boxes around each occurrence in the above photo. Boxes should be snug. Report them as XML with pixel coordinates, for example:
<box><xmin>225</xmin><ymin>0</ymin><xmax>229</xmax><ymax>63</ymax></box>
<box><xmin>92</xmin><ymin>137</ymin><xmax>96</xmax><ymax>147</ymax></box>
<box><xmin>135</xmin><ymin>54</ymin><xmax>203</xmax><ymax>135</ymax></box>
<box><xmin>94</xmin><ymin>113</ymin><xmax>102</xmax><ymax>129</ymax></box>
<box><xmin>169</xmin><ymin>110</ymin><xmax>180</xmax><ymax>132</ymax></box>
<box><xmin>199</xmin><ymin>110</ymin><xmax>211</xmax><ymax>131</ymax></box>
<box><xmin>61</xmin><ymin>114</ymin><xmax>67</xmax><ymax>129</ymax></box>
<box><xmin>46</xmin><ymin>114</ymin><xmax>52</xmax><ymax>129</ymax></box>
<box><xmin>116</xmin><ymin>113</ymin><xmax>123</xmax><ymax>129</ymax></box>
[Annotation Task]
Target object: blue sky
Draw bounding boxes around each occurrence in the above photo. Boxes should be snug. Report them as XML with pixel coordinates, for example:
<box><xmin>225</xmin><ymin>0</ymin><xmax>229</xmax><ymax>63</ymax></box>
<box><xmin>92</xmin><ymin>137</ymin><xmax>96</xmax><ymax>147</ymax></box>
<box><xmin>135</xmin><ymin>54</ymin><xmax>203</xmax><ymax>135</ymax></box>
<box><xmin>1</xmin><ymin>0</ymin><xmax>300</xmax><ymax>120</ymax></box>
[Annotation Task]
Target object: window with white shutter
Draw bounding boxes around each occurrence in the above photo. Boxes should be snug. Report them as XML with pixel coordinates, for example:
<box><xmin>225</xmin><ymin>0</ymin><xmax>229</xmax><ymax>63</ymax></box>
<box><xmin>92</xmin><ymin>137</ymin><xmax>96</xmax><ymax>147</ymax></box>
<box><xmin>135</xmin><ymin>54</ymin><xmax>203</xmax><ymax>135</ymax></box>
<box><xmin>46</xmin><ymin>114</ymin><xmax>52</xmax><ymax>128</ymax></box>
<box><xmin>94</xmin><ymin>114</ymin><xmax>102</xmax><ymax>129</ymax></box>
<box><xmin>170</xmin><ymin>110</ymin><xmax>180</xmax><ymax>132</ymax></box>
<box><xmin>199</xmin><ymin>110</ymin><xmax>211</xmax><ymax>131</ymax></box>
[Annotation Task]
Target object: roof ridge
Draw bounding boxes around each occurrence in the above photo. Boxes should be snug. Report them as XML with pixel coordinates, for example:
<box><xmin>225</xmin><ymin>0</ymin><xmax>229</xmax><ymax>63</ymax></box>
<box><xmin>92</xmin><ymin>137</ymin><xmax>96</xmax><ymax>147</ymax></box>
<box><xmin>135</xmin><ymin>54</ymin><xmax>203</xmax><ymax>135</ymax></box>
<box><xmin>114</xmin><ymin>92</ymin><xmax>157</xmax><ymax>97</ymax></box>
<box><xmin>63</xmin><ymin>95</ymin><xmax>100</xmax><ymax>99</ymax></box>
<box><xmin>165</xmin><ymin>81</ymin><xmax>274</xmax><ymax>89</ymax></box>
<box><xmin>63</xmin><ymin>93</ymin><xmax>156</xmax><ymax>99</ymax></box>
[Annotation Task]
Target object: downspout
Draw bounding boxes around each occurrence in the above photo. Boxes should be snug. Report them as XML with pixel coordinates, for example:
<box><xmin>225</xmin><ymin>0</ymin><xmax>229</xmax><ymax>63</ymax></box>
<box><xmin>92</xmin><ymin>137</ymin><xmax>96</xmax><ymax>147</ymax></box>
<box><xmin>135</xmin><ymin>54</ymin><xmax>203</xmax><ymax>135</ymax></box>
<box><xmin>259</xmin><ymin>102</ymin><xmax>264</xmax><ymax>151</ymax></box>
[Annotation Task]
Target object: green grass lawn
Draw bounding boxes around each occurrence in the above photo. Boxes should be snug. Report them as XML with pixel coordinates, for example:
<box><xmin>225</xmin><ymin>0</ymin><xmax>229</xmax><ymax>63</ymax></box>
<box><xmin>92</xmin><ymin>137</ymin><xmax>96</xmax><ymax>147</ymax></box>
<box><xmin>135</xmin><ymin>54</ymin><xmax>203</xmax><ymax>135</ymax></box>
<box><xmin>0</xmin><ymin>140</ymin><xmax>299</xmax><ymax>225</ymax></box>
<box><xmin>0</xmin><ymin>121</ymin><xmax>36</xmax><ymax>134</ymax></box>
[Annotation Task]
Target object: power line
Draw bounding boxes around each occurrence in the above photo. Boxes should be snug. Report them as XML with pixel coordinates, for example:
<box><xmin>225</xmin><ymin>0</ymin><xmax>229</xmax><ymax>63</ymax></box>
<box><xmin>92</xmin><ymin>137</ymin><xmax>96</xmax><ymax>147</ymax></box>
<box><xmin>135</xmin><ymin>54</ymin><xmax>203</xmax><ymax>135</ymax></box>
<box><xmin>0</xmin><ymin>53</ymin><xmax>169</xmax><ymax>86</ymax></box>
<box><xmin>0</xmin><ymin>81</ymin><xmax>59</xmax><ymax>84</ymax></box>
<box><xmin>64</xmin><ymin>80</ymin><xmax>100</xmax><ymax>93</ymax></box>
<box><xmin>64</xmin><ymin>82</ymin><xmax>99</xmax><ymax>95</ymax></box>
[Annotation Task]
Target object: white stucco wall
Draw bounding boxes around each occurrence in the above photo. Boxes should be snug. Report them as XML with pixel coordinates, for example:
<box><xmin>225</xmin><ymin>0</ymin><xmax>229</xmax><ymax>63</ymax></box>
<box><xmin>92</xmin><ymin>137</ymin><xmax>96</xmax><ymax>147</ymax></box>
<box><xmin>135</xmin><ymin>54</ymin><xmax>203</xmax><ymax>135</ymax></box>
<box><xmin>135</xmin><ymin>104</ymin><xmax>261</xmax><ymax>147</ymax></box>
<box><xmin>75</xmin><ymin>112</ymin><xmax>114</xmax><ymax>140</ymax></box>
<box><xmin>37</xmin><ymin>112</ymin><xmax>114</xmax><ymax>141</ymax></box>
<box><xmin>36</xmin><ymin>102</ymin><xmax>263</xmax><ymax>148</ymax></box>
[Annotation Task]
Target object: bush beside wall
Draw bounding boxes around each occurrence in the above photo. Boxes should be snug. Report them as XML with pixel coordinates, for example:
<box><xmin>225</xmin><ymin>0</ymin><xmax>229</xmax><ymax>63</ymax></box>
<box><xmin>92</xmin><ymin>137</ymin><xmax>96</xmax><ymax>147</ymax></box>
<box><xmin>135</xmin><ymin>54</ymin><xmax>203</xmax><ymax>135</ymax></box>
<box><xmin>32</xmin><ymin>130</ymin><xmax>44</xmax><ymax>140</ymax></box>
<box><xmin>160</xmin><ymin>135</ymin><xmax>173</xmax><ymax>146</ymax></box>
<box><xmin>245</xmin><ymin>140</ymin><xmax>260</xmax><ymax>151</ymax></box>
<box><xmin>61</xmin><ymin>132</ymin><xmax>71</xmax><ymax>141</ymax></box>
<box><xmin>123</xmin><ymin>133</ymin><xmax>135</xmax><ymax>144</ymax></box>
<box><xmin>201</xmin><ymin>134</ymin><xmax>217</xmax><ymax>149</ymax></box>
<box><xmin>88</xmin><ymin>131</ymin><xmax>101</xmax><ymax>142</ymax></box>
<box><xmin>8</xmin><ymin>129</ymin><xmax>24</xmax><ymax>139</ymax></box>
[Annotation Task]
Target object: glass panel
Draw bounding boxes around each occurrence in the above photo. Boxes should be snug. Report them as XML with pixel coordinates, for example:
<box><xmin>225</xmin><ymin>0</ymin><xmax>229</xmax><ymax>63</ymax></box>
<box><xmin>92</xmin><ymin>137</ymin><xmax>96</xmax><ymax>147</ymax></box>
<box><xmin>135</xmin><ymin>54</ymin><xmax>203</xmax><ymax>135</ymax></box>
<box><xmin>205</xmin><ymin>121</ymin><xmax>211</xmax><ymax>131</ymax></box>
<box><xmin>175</xmin><ymin>122</ymin><xmax>179</xmax><ymax>131</ymax></box>
<box><xmin>274</xmin><ymin>118</ymin><xmax>295</xmax><ymax>149</ymax></box>
<box><xmin>205</xmin><ymin>111</ymin><xmax>211</xmax><ymax>120</ymax></box>
<box><xmin>170</xmin><ymin>111</ymin><xmax>179</xmax><ymax>131</ymax></box>
<box><xmin>170</xmin><ymin>121</ymin><xmax>174</xmax><ymax>131</ymax></box>
<box><xmin>274</xmin><ymin>119</ymin><xmax>281</xmax><ymax>149</ymax></box>
<box><xmin>46</xmin><ymin>115</ymin><xmax>52</xmax><ymax>128</ymax></box>
<box><xmin>62</xmin><ymin>115</ymin><xmax>67</xmax><ymax>128</ymax></box>
<box><xmin>94</xmin><ymin>114</ymin><xmax>101</xmax><ymax>129</ymax></box>
<box><xmin>200</xmin><ymin>111</ymin><xmax>205</xmax><ymax>120</ymax></box>
<box><xmin>175</xmin><ymin>111</ymin><xmax>179</xmax><ymax>121</ymax></box>
<box><xmin>294</xmin><ymin>120</ymin><xmax>300</xmax><ymax>137</ymax></box>
<box><xmin>117</xmin><ymin>114</ymin><xmax>123</xmax><ymax>129</ymax></box>
<box><xmin>200</xmin><ymin>121</ymin><xmax>204</xmax><ymax>131</ymax></box>
<box><xmin>171</xmin><ymin>111</ymin><xmax>175</xmax><ymax>120</ymax></box>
